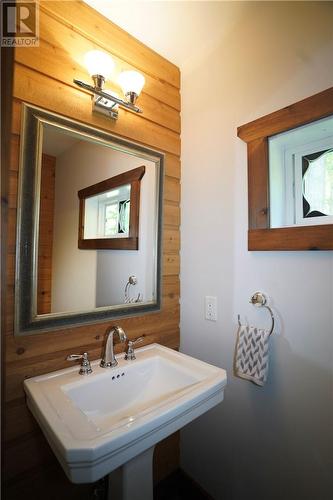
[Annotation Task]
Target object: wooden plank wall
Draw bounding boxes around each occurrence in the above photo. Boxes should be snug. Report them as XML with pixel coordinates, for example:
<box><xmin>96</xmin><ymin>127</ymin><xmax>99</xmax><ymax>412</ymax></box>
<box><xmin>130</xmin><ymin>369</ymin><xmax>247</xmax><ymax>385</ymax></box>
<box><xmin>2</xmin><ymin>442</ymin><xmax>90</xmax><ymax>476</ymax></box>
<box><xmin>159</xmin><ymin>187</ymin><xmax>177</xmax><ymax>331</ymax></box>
<box><xmin>4</xmin><ymin>1</ymin><xmax>181</xmax><ymax>497</ymax></box>
<box><xmin>37</xmin><ymin>154</ymin><xmax>56</xmax><ymax>315</ymax></box>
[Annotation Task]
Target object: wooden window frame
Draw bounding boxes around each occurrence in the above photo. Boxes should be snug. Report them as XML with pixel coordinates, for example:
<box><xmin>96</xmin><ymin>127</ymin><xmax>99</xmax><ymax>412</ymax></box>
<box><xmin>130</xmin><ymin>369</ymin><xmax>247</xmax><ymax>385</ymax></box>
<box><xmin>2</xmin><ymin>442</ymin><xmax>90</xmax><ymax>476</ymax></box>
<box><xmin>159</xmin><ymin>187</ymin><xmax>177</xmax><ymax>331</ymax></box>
<box><xmin>78</xmin><ymin>166</ymin><xmax>145</xmax><ymax>250</ymax></box>
<box><xmin>237</xmin><ymin>87</ymin><xmax>333</xmax><ymax>250</ymax></box>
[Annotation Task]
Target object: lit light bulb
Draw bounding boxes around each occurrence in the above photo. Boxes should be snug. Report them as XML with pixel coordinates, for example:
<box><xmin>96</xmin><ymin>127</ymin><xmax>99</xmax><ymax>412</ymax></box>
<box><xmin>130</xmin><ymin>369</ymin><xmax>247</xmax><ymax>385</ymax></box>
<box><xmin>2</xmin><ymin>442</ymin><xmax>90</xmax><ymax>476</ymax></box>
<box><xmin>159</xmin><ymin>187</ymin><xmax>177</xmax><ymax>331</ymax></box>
<box><xmin>118</xmin><ymin>70</ymin><xmax>145</xmax><ymax>104</ymax></box>
<box><xmin>84</xmin><ymin>50</ymin><xmax>115</xmax><ymax>89</ymax></box>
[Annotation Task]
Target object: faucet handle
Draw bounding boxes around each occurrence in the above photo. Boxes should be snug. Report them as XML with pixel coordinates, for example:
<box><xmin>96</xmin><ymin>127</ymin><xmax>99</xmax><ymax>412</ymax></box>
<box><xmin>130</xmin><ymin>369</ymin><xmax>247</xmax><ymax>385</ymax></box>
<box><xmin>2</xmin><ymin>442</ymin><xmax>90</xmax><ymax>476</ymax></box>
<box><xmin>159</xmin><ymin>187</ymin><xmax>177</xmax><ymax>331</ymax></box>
<box><xmin>132</xmin><ymin>336</ymin><xmax>144</xmax><ymax>345</ymax></box>
<box><xmin>66</xmin><ymin>354</ymin><xmax>83</xmax><ymax>361</ymax></box>
<box><xmin>125</xmin><ymin>337</ymin><xmax>144</xmax><ymax>361</ymax></box>
<box><xmin>66</xmin><ymin>352</ymin><xmax>93</xmax><ymax>375</ymax></box>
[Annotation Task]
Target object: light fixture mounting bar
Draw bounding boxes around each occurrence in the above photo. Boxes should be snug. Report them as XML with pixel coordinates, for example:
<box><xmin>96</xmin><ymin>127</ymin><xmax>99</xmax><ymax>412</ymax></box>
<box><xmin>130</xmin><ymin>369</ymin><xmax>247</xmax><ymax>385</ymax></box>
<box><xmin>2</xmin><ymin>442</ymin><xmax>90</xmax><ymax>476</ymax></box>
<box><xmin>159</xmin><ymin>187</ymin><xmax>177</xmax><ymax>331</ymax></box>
<box><xmin>73</xmin><ymin>79</ymin><xmax>143</xmax><ymax>114</ymax></box>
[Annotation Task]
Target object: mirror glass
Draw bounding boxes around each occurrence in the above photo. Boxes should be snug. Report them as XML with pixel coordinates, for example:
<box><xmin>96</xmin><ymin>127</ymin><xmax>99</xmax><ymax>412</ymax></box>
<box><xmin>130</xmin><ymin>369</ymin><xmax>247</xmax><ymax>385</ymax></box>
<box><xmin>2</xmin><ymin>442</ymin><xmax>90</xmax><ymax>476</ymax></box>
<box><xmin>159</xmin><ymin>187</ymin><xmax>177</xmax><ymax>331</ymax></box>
<box><xmin>269</xmin><ymin>115</ymin><xmax>333</xmax><ymax>228</ymax></box>
<box><xmin>16</xmin><ymin>105</ymin><xmax>163</xmax><ymax>335</ymax></box>
<box><xmin>39</xmin><ymin>124</ymin><xmax>157</xmax><ymax>315</ymax></box>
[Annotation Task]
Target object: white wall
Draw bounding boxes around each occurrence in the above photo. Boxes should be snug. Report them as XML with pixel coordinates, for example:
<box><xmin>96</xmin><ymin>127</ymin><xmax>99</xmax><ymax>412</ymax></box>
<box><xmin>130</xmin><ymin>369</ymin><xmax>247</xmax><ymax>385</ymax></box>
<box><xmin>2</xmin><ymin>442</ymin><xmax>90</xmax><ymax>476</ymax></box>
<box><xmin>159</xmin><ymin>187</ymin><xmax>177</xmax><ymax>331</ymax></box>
<box><xmin>52</xmin><ymin>141</ymin><xmax>97</xmax><ymax>312</ymax></box>
<box><xmin>180</xmin><ymin>2</ymin><xmax>333</xmax><ymax>500</ymax></box>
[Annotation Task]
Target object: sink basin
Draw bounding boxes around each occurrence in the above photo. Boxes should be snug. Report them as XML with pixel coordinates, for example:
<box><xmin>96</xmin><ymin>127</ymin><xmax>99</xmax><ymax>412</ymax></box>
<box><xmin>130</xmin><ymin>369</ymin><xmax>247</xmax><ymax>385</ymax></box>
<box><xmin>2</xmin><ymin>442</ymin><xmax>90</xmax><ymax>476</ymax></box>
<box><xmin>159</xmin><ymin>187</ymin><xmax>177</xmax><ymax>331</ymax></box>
<box><xmin>24</xmin><ymin>343</ymin><xmax>227</xmax><ymax>485</ymax></box>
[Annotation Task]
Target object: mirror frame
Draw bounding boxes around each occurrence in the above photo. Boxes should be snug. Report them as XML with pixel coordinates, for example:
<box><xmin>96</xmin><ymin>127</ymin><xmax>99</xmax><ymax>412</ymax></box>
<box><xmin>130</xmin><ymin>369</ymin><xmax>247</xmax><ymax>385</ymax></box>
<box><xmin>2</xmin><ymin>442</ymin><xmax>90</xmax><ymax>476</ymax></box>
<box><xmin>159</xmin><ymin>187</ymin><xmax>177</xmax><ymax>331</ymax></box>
<box><xmin>15</xmin><ymin>104</ymin><xmax>164</xmax><ymax>336</ymax></box>
<box><xmin>237</xmin><ymin>86</ymin><xmax>333</xmax><ymax>250</ymax></box>
<box><xmin>78</xmin><ymin>166</ymin><xmax>145</xmax><ymax>250</ymax></box>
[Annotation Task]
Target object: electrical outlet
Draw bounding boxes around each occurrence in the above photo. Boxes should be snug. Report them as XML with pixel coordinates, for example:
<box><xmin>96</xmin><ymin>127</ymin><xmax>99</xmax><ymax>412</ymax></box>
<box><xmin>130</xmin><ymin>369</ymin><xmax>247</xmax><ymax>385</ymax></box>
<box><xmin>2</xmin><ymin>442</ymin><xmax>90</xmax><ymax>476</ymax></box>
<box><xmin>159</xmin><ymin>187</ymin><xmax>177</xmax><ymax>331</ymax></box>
<box><xmin>205</xmin><ymin>296</ymin><xmax>217</xmax><ymax>321</ymax></box>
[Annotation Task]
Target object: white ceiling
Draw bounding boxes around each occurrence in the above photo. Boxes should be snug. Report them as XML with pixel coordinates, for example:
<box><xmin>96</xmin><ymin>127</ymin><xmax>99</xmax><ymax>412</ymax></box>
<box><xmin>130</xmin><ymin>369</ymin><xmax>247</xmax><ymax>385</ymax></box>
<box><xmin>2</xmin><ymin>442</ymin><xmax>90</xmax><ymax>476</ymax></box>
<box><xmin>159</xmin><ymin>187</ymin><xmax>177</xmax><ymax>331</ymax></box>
<box><xmin>43</xmin><ymin>125</ymin><xmax>82</xmax><ymax>157</ymax></box>
<box><xmin>82</xmin><ymin>0</ymin><xmax>244</xmax><ymax>71</ymax></box>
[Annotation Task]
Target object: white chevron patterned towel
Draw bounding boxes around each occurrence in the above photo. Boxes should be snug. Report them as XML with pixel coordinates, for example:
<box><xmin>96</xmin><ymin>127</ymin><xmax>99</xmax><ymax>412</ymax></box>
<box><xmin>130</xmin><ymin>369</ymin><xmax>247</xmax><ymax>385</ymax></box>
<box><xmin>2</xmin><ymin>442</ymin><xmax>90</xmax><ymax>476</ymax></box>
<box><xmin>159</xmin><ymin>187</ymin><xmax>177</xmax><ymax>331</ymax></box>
<box><xmin>234</xmin><ymin>324</ymin><xmax>270</xmax><ymax>386</ymax></box>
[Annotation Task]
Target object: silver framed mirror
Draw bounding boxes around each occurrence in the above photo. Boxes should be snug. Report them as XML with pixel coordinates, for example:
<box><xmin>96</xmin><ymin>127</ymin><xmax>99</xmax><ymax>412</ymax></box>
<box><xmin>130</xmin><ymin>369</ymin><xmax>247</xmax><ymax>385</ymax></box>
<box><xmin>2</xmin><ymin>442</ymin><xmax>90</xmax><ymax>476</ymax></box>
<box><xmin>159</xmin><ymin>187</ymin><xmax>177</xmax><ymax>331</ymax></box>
<box><xmin>15</xmin><ymin>104</ymin><xmax>164</xmax><ymax>335</ymax></box>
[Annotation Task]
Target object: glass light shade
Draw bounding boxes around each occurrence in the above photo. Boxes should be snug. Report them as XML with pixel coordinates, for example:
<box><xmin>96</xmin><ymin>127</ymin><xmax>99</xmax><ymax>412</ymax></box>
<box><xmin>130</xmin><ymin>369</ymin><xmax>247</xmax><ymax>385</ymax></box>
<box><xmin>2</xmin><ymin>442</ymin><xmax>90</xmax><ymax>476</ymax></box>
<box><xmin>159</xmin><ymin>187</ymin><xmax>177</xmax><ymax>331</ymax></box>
<box><xmin>118</xmin><ymin>71</ymin><xmax>145</xmax><ymax>97</ymax></box>
<box><xmin>84</xmin><ymin>50</ymin><xmax>115</xmax><ymax>79</ymax></box>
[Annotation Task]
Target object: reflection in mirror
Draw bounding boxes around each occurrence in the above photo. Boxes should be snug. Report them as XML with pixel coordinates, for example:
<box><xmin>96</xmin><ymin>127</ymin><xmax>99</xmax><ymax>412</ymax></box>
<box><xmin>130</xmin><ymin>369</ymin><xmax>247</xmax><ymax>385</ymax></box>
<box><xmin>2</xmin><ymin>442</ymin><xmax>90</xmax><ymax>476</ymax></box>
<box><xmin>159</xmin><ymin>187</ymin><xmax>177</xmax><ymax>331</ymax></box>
<box><xmin>37</xmin><ymin>123</ymin><xmax>158</xmax><ymax>316</ymax></box>
<box><xmin>17</xmin><ymin>105</ymin><xmax>163</xmax><ymax>335</ymax></box>
<box><xmin>78</xmin><ymin>165</ymin><xmax>145</xmax><ymax>250</ymax></box>
<box><xmin>84</xmin><ymin>184</ymin><xmax>131</xmax><ymax>239</ymax></box>
<box><xmin>269</xmin><ymin>115</ymin><xmax>333</xmax><ymax>228</ymax></box>
<box><xmin>303</xmin><ymin>149</ymin><xmax>333</xmax><ymax>219</ymax></box>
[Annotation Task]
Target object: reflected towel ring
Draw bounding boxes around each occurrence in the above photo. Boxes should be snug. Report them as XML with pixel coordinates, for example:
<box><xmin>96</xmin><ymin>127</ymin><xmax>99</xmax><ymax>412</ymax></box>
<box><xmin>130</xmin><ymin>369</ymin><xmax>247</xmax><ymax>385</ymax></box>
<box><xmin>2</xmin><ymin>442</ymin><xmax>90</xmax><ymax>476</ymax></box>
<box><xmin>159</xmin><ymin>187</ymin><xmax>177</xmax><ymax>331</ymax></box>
<box><xmin>124</xmin><ymin>275</ymin><xmax>142</xmax><ymax>304</ymax></box>
<box><xmin>238</xmin><ymin>292</ymin><xmax>275</xmax><ymax>336</ymax></box>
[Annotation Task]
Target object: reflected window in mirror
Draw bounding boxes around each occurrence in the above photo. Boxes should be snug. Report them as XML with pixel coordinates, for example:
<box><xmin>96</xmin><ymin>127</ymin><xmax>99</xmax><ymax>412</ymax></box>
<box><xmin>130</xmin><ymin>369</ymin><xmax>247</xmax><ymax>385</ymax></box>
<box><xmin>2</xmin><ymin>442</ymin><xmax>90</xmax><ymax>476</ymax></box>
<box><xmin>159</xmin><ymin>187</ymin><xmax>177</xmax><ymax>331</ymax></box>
<box><xmin>77</xmin><ymin>165</ymin><xmax>145</xmax><ymax>249</ymax></box>
<box><xmin>303</xmin><ymin>149</ymin><xmax>333</xmax><ymax>219</ymax></box>
<box><xmin>89</xmin><ymin>185</ymin><xmax>131</xmax><ymax>238</ymax></box>
<box><xmin>269</xmin><ymin>115</ymin><xmax>333</xmax><ymax>228</ymax></box>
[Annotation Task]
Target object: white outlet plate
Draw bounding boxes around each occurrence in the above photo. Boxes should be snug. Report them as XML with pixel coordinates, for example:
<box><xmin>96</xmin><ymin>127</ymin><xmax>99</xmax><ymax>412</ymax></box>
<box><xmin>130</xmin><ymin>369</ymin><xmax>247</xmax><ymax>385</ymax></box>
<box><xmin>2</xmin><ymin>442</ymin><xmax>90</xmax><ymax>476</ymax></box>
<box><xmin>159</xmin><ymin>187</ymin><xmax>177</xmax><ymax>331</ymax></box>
<box><xmin>205</xmin><ymin>296</ymin><xmax>217</xmax><ymax>321</ymax></box>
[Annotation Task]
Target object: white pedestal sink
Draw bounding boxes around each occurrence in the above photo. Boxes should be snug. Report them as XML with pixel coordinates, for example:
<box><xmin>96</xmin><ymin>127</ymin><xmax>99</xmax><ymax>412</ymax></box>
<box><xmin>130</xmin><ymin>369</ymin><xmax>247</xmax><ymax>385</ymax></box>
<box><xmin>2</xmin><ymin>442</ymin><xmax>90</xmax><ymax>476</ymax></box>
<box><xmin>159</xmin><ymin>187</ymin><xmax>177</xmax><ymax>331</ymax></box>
<box><xmin>107</xmin><ymin>447</ymin><xmax>155</xmax><ymax>500</ymax></box>
<box><xmin>24</xmin><ymin>344</ymin><xmax>227</xmax><ymax>499</ymax></box>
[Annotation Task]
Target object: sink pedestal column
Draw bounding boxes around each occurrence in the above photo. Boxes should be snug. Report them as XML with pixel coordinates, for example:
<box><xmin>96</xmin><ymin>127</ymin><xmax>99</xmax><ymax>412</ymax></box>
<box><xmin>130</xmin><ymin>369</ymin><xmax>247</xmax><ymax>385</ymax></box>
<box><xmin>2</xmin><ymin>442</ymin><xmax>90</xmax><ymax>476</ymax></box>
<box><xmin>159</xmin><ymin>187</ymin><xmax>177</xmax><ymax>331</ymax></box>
<box><xmin>108</xmin><ymin>446</ymin><xmax>155</xmax><ymax>500</ymax></box>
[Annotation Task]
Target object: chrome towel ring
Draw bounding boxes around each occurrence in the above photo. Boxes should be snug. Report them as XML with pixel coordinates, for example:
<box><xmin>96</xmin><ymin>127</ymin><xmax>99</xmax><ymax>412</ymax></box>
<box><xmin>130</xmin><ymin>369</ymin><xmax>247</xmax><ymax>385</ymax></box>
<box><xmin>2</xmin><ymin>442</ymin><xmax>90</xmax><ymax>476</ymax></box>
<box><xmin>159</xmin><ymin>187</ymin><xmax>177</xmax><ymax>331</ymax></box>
<box><xmin>238</xmin><ymin>291</ymin><xmax>275</xmax><ymax>336</ymax></box>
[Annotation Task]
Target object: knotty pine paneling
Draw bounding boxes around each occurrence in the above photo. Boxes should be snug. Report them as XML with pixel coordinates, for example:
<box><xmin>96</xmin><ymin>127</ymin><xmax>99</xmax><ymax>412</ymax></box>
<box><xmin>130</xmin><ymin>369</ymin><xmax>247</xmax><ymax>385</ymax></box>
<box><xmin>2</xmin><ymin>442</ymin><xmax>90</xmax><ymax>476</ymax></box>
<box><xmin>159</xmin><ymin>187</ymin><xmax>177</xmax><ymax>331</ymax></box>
<box><xmin>37</xmin><ymin>154</ymin><xmax>56</xmax><ymax>315</ymax></box>
<box><xmin>4</xmin><ymin>1</ymin><xmax>181</xmax><ymax>497</ymax></box>
<box><xmin>15</xmin><ymin>8</ymin><xmax>181</xmax><ymax>127</ymax></box>
<box><xmin>13</xmin><ymin>64</ymin><xmax>180</xmax><ymax>155</ymax></box>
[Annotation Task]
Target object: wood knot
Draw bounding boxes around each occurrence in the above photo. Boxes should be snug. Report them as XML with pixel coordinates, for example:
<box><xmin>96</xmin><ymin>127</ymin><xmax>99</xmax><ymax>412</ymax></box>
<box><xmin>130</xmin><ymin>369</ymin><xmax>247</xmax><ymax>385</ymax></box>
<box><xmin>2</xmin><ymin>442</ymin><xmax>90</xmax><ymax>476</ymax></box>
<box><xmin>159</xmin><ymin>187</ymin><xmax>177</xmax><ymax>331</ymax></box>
<box><xmin>16</xmin><ymin>347</ymin><xmax>25</xmax><ymax>355</ymax></box>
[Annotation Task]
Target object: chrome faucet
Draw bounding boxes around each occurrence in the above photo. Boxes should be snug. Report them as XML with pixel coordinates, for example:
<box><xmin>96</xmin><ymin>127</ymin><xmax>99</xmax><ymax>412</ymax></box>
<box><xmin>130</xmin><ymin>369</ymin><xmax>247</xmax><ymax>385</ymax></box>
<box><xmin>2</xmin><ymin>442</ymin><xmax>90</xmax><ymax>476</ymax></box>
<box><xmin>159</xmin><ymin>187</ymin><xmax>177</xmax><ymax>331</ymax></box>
<box><xmin>125</xmin><ymin>336</ymin><xmax>144</xmax><ymax>360</ymax></box>
<box><xmin>100</xmin><ymin>326</ymin><xmax>127</xmax><ymax>368</ymax></box>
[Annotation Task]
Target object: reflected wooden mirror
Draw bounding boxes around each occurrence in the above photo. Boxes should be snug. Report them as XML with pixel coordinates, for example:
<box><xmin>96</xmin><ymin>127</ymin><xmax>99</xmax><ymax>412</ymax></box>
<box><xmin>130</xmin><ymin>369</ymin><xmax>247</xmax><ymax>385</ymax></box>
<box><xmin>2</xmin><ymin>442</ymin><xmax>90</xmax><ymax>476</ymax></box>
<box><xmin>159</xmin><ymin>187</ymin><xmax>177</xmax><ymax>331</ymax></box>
<box><xmin>78</xmin><ymin>166</ymin><xmax>145</xmax><ymax>250</ymax></box>
<box><xmin>238</xmin><ymin>87</ymin><xmax>333</xmax><ymax>250</ymax></box>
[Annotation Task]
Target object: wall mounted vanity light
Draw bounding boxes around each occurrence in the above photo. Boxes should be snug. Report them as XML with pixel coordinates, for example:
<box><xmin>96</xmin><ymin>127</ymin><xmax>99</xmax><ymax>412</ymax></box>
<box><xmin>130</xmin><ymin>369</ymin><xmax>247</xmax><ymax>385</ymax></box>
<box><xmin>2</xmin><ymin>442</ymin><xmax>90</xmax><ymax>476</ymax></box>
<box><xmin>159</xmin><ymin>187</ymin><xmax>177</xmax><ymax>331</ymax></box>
<box><xmin>117</xmin><ymin>70</ymin><xmax>145</xmax><ymax>105</ymax></box>
<box><xmin>74</xmin><ymin>50</ymin><xmax>145</xmax><ymax>120</ymax></box>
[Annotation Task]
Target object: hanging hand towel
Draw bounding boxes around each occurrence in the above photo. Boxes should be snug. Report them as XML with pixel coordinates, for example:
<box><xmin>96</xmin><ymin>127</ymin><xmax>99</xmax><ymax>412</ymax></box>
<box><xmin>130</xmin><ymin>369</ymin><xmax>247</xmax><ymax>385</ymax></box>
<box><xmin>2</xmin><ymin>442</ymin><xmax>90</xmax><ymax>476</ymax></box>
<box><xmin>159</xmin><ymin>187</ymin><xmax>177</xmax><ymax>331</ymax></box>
<box><xmin>234</xmin><ymin>324</ymin><xmax>270</xmax><ymax>386</ymax></box>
